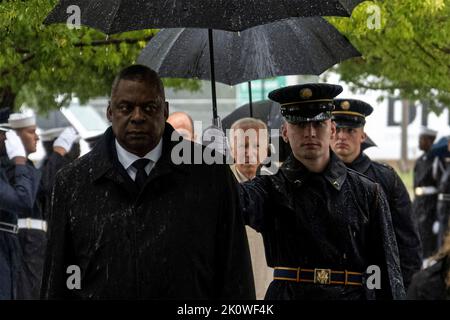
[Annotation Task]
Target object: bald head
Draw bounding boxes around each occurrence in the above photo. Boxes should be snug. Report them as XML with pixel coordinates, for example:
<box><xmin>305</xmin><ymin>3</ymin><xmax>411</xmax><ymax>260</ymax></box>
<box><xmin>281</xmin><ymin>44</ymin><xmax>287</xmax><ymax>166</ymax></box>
<box><xmin>111</xmin><ymin>64</ymin><xmax>165</xmax><ymax>100</ymax></box>
<box><xmin>167</xmin><ymin>112</ymin><xmax>195</xmax><ymax>141</ymax></box>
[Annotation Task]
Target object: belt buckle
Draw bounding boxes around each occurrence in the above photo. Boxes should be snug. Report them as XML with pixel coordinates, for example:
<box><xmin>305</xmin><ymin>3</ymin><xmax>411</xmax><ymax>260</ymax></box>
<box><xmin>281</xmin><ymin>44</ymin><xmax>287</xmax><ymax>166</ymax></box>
<box><xmin>314</xmin><ymin>268</ymin><xmax>331</xmax><ymax>285</ymax></box>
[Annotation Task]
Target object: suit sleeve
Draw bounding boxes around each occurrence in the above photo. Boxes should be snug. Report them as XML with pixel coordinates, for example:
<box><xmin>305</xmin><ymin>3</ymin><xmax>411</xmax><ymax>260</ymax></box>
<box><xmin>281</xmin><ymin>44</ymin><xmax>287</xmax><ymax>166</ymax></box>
<box><xmin>214</xmin><ymin>165</ymin><xmax>256</xmax><ymax>299</ymax></box>
<box><xmin>0</xmin><ymin>164</ymin><xmax>41</xmax><ymax>213</ymax></box>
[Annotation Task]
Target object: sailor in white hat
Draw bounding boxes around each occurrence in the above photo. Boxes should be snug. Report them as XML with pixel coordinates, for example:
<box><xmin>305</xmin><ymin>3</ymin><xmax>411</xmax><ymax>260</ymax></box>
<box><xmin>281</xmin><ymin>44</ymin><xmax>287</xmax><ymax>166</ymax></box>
<box><xmin>39</xmin><ymin>126</ymin><xmax>80</xmax><ymax>167</ymax></box>
<box><xmin>8</xmin><ymin>112</ymin><xmax>39</xmax><ymax>156</ymax></box>
<box><xmin>1</xmin><ymin>113</ymin><xmax>45</xmax><ymax>299</ymax></box>
<box><xmin>419</xmin><ymin>126</ymin><xmax>438</xmax><ymax>138</ymax></box>
<box><xmin>5</xmin><ymin>111</ymin><xmax>49</xmax><ymax>299</ymax></box>
<box><xmin>39</xmin><ymin>127</ymin><xmax>66</xmax><ymax>156</ymax></box>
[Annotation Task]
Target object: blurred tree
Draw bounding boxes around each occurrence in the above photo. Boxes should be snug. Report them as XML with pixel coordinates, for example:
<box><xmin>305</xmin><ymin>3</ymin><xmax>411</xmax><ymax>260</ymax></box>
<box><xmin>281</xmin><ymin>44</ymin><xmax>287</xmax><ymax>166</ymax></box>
<box><xmin>0</xmin><ymin>0</ymin><xmax>200</xmax><ymax>115</ymax></box>
<box><xmin>328</xmin><ymin>0</ymin><xmax>450</xmax><ymax>113</ymax></box>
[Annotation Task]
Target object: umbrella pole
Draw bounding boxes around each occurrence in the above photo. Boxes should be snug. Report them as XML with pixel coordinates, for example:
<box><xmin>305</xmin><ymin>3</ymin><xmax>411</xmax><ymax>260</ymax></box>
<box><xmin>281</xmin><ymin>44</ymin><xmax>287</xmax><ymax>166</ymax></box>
<box><xmin>248</xmin><ymin>81</ymin><xmax>253</xmax><ymax>117</ymax></box>
<box><xmin>208</xmin><ymin>29</ymin><xmax>219</xmax><ymax>124</ymax></box>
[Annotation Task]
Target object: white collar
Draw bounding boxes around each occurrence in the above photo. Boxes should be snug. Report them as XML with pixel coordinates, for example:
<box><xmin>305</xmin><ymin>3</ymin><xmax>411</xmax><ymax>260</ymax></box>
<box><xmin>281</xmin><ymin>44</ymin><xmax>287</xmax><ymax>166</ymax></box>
<box><xmin>115</xmin><ymin>138</ymin><xmax>163</xmax><ymax>170</ymax></box>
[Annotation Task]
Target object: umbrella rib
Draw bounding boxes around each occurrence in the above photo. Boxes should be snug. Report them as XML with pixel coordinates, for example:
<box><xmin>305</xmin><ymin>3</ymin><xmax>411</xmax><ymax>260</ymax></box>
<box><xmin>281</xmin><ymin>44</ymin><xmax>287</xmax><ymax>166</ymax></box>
<box><xmin>156</xmin><ymin>29</ymin><xmax>186</xmax><ymax>71</ymax></box>
<box><xmin>310</xmin><ymin>18</ymin><xmax>359</xmax><ymax>73</ymax></box>
<box><xmin>107</xmin><ymin>0</ymin><xmax>124</xmax><ymax>34</ymax></box>
<box><xmin>286</xmin><ymin>19</ymin><xmax>319</xmax><ymax>75</ymax></box>
<box><xmin>193</xmin><ymin>32</ymin><xmax>210</xmax><ymax>80</ymax></box>
<box><xmin>305</xmin><ymin>19</ymin><xmax>335</xmax><ymax>73</ymax></box>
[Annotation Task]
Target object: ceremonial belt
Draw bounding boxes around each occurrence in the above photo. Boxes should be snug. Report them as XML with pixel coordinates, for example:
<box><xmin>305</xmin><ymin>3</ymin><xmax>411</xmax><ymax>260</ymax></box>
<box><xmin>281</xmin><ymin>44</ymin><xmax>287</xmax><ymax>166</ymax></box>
<box><xmin>414</xmin><ymin>186</ymin><xmax>438</xmax><ymax>196</ymax></box>
<box><xmin>438</xmin><ymin>193</ymin><xmax>450</xmax><ymax>202</ymax></box>
<box><xmin>274</xmin><ymin>267</ymin><xmax>363</xmax><ymax>286</ymax></box>
<box><xmin>17</xmin><ymin>218</ymin><xmax>47</xmax><ymax>232</ymax></box>
<box><xmin>0</xmin><ymin>221</ymin><xmax>19</xmax><ymax>234</ymax></box>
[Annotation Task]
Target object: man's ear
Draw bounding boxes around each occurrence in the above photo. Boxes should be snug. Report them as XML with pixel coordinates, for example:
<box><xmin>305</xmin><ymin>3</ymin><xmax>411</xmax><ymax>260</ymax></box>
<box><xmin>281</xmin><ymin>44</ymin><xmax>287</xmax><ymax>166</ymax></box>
<box><xmin>281</xmin><ymin>122</ymin><xmax>288</xmax><ymax>143</ymax></box>
<box><xmin>107</xmin><ymin>102</ymin><xmax>112</xmax><ymax>122</ymax></box>
<box><xmin>361</xmin><ymin>130</ymin><xmax>367</xmax><ymax>143</ymax></box>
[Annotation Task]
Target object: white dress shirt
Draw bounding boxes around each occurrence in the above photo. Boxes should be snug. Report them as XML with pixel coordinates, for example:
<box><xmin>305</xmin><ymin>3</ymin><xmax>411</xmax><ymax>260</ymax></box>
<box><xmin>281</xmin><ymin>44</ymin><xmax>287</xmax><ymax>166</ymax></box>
<box><xmin>115</xmin><ymin>139</ymin><xmax>163</xmax><ymax>181</ymax></box>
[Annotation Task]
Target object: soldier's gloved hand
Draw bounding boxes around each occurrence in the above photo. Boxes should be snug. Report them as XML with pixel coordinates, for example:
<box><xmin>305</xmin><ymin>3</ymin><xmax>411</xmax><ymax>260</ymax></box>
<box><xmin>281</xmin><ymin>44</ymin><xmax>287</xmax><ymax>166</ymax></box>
<box><xmin>432</xmin><ymin>221</ymin><xmax>440</xmax><ymax>235</ymax></box>
<box><xmin>202</xmin><ymin>125</ymin><xmax>230</xmax><ymax>156</ymax></box>
<box><xmin>53</xmin><ymin>127</ymin><xmax>79</xmax><ymax>153</ymax></box>
<box><xmin>5</xmin><ymin>130</ymin><xmax>26</xmax><ymax>160</ymax></box>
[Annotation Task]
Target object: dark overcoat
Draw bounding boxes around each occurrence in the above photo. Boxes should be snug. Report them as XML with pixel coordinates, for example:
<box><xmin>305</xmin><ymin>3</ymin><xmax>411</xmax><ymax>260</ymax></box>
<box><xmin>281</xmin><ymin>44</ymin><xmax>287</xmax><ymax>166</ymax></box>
<box><xmin>240</xmin><ymin>152</ymin><xmax>405</xmax><ymax>300</ymax></box>
<box><xmin>41</xmin><ymin>125</ymin><xmax>255</xmax><ymax>299</ymax></box>
<box><xmin>348</xmin><ymin>152</ymin><xmax>422</xmax><ymax>289</ymax></box>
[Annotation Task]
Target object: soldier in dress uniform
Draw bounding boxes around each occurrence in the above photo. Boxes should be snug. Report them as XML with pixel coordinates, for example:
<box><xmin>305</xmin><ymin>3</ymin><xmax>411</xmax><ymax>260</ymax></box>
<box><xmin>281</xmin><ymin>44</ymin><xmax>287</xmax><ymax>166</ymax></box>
<box><xmin>413</xmin><ymin>126</ymin><xmax>439</xmax><ymax>259</ymax></box>
<box><xmin>239</xmin><ymin>83</ymin><xmax>405</xmax><ymax>300</ymax></box>
<box><xmin>330</xmin><ymin>98</ymin><xmax>422</xmax><ymax>290</ymax></box>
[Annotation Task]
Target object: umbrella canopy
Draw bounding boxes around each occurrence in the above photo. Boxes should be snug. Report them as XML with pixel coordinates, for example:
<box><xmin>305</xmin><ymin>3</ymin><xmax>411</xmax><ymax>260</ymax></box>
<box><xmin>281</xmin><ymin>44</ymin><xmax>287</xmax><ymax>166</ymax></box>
<box><xmin>44</xmin><ymin>0</ymin><xmax>365</xmax><ymax>33</ymax></box>
<box><xmin>137</xmin><ymin>17</ymin><xmax>361</xmax><ymax>86</ymax></box>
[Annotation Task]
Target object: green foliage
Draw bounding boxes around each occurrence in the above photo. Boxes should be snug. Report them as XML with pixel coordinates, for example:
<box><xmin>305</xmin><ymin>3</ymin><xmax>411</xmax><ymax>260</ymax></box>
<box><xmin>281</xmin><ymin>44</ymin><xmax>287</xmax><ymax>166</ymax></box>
<box><xmin>0</xmin><ymin>0</ymin><xmax>200</xmax><ymax>113</ymax></box>
<box><xmin>328</xmin><ymin>0</ymin><xmax>450</xmax><ymax>113</ymax></box>
<box><xmin>2</xmin><ymin>1</ymin><xmax>448</xmax><ymax>114</ymax></box>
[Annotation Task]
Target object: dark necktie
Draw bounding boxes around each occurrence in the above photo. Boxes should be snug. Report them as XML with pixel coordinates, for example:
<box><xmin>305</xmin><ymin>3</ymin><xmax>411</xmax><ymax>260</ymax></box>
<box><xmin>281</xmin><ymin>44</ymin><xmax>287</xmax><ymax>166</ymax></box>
<box><xmin>132</xmin><ymin>159</ymin><xmax>151</xmax><ymax>189</ymax></box>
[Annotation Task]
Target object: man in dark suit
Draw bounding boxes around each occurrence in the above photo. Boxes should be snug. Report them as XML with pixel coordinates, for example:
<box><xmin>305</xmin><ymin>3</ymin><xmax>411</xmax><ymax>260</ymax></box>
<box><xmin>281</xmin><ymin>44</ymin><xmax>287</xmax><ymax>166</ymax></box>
<box><xmin>41</xmin><ymin>65</ymin><xmax>255</xmax><ymax>299</ymax></box>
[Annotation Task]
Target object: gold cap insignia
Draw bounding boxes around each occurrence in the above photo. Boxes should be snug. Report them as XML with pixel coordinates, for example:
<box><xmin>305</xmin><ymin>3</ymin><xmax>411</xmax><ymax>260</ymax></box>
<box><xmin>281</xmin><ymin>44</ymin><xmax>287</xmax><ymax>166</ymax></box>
<box><xmin>299</xmin><ymin>88</ymin><xmax>313</xmax><ymax>99</ymax></box>
<box><xmin>340</xmin><ymin>101</ymin><xmax>350</xmax><ymax>110</ymax></box>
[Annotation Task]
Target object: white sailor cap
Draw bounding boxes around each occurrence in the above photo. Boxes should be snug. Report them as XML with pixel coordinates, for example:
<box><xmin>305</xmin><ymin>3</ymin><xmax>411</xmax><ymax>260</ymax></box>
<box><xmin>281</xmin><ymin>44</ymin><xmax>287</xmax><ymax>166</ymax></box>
<box><xmin>419</xmin><ymin>126</ymin><xmax>438</xmax><ymax>137</ymax></box>
<box><xmin>8</xmin><ymin>112</ymin><xmax>36</xmax><ymax>129</ymax></box>
<box><xmin>39</xmin><ymin>127</ymin><xmax>66</xmax><ymax>142</ymax></box>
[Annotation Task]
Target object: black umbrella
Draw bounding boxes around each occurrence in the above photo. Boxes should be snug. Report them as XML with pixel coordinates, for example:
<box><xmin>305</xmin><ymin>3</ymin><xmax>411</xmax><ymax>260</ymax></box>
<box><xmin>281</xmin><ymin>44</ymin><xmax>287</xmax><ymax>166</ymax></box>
<box><xmin>137</xmin><ymin>17</ymin><xmax>360</xmax><ymax>119</ymax></box>
<box><xmin>45</xmin><ymin>1</ymin><xmax>365</xmax><ymax>124</ymax></box>
<box><xmin>44</xmin><ymin>0</ymin><xmax>365</xmax><ymax>33</ymax></box>
<box><xmin>138</xmin><ymin>17</ymin><xmax>360</xmax><ymax>85</ymax></box>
